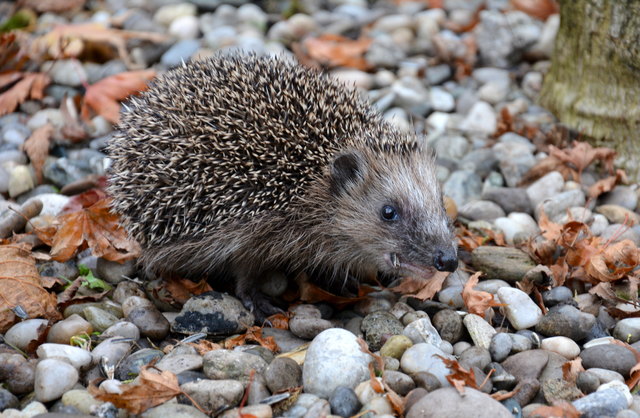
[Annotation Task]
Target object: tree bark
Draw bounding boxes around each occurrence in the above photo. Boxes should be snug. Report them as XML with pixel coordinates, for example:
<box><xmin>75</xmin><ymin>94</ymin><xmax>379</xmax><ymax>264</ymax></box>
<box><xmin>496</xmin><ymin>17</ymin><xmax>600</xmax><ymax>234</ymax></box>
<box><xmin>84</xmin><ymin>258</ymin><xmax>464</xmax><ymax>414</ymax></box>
<box><xmin>539</xmin><ymin>0</ymin><xmax>640</xmax><ymax>178</ymax></box>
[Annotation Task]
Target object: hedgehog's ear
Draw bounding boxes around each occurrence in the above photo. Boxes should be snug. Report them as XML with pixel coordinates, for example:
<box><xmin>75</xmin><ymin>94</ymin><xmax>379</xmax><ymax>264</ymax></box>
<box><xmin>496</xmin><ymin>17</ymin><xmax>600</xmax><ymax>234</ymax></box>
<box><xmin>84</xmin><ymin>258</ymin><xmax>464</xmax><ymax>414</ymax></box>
<box><xmin>330</xmin><ymin>151</ymin><xmax>366</xmax><ymax>195</ymax></box>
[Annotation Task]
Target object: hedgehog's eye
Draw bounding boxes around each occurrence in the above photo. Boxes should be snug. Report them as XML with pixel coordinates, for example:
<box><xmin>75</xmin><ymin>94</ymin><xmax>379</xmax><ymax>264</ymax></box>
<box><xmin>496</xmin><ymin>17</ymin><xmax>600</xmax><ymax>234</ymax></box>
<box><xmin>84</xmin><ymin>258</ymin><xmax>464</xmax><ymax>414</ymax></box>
<box><xmin>381</xmin><ymin>205</ymin><xmax>399</xmax><ymax>222</ymax></box>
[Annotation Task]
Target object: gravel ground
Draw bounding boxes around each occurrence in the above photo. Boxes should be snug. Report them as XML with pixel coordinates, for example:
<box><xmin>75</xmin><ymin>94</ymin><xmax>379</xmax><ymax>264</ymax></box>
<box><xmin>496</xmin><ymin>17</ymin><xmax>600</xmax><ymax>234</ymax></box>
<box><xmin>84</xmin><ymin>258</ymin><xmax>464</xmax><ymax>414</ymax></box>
<box><xmin>1</xmin><ymin>0</ymin><xmax>639</xmax><ymax>417</ymax></box>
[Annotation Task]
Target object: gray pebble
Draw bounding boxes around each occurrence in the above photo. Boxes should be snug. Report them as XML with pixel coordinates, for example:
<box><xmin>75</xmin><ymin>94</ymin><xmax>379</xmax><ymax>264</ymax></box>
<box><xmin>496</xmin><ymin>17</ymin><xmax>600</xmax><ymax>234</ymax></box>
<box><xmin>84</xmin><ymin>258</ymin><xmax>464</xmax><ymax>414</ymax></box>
<box><xmin>383</xmin><ymin>370</ymin><xmax>415</xmax><ymax>396</ymax></box>
<box><xmin>265</xmin><ymin>357</ymin><xmax>302</xmax><ymax>393</ymax></box>
<box><xmin>432</xmin><ymin>308</ymin><xmax>464</xmax><ymax>343</ymax></box>
<box><xmin>203</xmin><ymin>349</ymin><xmax>268</xmax><ymax>382</ymax></box>
<box><xmin>180</xmin><ymin>379</ymin><xmax>244</xmax><ymax>412</ymax></box>
<box><xmin>361</xmin><ymin>310</ymin><xmax>404</xmax><ymax>351</ymax></box>
<box><xmin>329</xmin><ymin>386</ymin><xmax>361</xmax><ymax>418</ymax></box>
<box><xmin>482</xmin><ymin>187</ymin><xmax>532</xmax><ymax>214</ymax></box>
<box><xmin>459</xmin><ymin>346</ymin><xmax>492</xmax><ymax>370</ymax></box>
<box><xmin>489</xmin><ymin>333</ymin><xmax>513</xmax><ymax>362</ymax></box>
<box><xmin>580</xmin><ymin>345</ymin><xmax>636</xmax><ymax>378</ymax></box>
<box><xmin>172</xmin><ymin>291</ymin><xmax>253</xmax><ymax>336</ymax></box>
<box><xmin>573</xmin><ymin>387</ymin><xmax>629</xmax><ymax>418</ymax></box>
<box><xmin>535</xmin><ymin>305</ymin><xmax>596</xmax><ymax>341</ymax></box>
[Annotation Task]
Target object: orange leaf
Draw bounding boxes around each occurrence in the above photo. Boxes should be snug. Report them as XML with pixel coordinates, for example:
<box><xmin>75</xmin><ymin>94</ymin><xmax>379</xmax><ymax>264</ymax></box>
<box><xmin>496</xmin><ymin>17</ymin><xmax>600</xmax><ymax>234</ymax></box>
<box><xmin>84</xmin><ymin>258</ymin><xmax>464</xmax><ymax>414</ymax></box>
<box><xmin>265</xmin><ymin>312</ymin><xmax>291</xmax><ymax>330</ymax></box>
<box><xmin>462</xmin><ymin>272</ymin><xmax>504</xmax><ymax>317</ymax></box>
<box><xmin>549</xmin><ymin>141</ymin><xmax>616</xmax><ymax>180</ymax></box>
<box><xmin>390</xmin><ymin>271</ymin><xmax>450</xmax><ymax>300</ymax></box>
<box><xmin>164</xmin><ymin>277</ymin><xmax>213</xmax><ymax>305</ymax></box>
<box><xmin>584</xmin><ymin>239</ymin><xmax>639</xmax><ymax>282</ymax></box>
<box><xmin>0</xmin><ymin>72</ymin><xmax>51</xmax><ymax>116</ymax></box>
<box><xmin>81</xmin><ymin>70</ymin><xmax>156</xmax><ymax>123</ymax></box>
<box><xmin>224</xmin><ymin>326</ymin><xmax>279</xmax><ymax>352</ymax></box>
<box><xmin>36</xmin><ymin>198</ymin><xmax>140</xmax><ymax>262</ymax></box>
<box><xmin>0</xmin><ymin>243</ymin><xmax>61</xmax><ymax>332</ymax></box>
<box><xmin>588</xmin><ymin>169</ymin><xmax>628</xmax><ymax>199</ymax></box>
<box><xmin>436</xmin><ymin>355</ymin><xmax>477</xmax><ymax>394</ymax></box>
<box><xmin>90</xmin><ymin>367</ymin><xmax>185</xmax><ymax>414</ymax></box>
<box><xmin>304</xmin><ymin>34</ymin><xmax>372</xmax><ymax>70</ymax></box>
<box><xmin>22</xmin><ymin>124</ymin><xmax>52</xmax><ymax>184</ymax></box>
<box><xmin>530</xmin><ymin>401</ymin><xmax>581</xmax><ymax>418</ymax></box>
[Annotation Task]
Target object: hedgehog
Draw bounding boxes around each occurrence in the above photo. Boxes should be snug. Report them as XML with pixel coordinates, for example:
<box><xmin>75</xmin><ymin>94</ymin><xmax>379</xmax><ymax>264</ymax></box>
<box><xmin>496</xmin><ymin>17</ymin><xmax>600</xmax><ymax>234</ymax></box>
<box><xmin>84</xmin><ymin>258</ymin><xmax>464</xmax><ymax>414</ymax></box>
<box><xmin>107</xmin><ymin>54</ymin><xmax>458</xmax><ymax>318</ymax></box>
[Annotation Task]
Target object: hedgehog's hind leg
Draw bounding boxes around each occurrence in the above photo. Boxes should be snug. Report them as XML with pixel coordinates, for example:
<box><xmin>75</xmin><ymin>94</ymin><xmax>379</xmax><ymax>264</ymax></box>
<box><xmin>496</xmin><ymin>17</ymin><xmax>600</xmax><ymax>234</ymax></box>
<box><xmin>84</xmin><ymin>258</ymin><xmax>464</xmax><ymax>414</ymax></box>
<box><xmin>231</xmin><ymin>262</ymin><xmax>284</xmax><ymax>323</ymax></box>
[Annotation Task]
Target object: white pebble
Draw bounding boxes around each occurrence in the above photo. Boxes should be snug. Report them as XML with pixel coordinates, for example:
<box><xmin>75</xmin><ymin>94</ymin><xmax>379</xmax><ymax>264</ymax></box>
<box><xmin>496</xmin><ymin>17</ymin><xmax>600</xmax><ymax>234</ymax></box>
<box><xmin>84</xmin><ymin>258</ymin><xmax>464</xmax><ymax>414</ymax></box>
<box><xmin>497</xmin><ymin>287</ymin><xmax>543</xmax><ymax>330</ymax></box>
<box><xmin>540</xmin><ymin>336</ymin><xmax>580</xmax><ymax>359</ymax></box>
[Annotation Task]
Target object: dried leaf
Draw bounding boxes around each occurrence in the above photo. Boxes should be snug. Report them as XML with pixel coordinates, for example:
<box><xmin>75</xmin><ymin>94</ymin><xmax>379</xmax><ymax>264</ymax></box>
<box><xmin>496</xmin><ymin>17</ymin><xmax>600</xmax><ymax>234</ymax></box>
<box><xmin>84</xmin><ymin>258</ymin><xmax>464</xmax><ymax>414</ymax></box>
<box><xmin>36</xmin><ymin>198</ymin><xmax>140</xmax><ymax>262</ymax></box>
<box><xmin>22</xmin><ymin>124</ymin><xmax>52</xmax><ymax>184</ymax></box>
<box><xmin>81</xmin><ymin>70</ymin><xmax>156</xmax><ymax>123</ymax></box>
<box><xmin>298</xmin><ymin>280</ymin><xmax>370</xmax><ymax>309</ymax></box>
<box><xmin>436</xmin><ymin>355</ymin><xmax>476</xmax><ymax>394</ymax></box>
<box><xmin>588</xmin><ymin>169</ymin><xmax>628</xmax><ymax>199</ymax></box>
<box><xmin>164</xmin><ymin>277</ymin><xmax>213</xmax><ymax>305</ymax></box>
<box><xmin>266</xmin><ymin>312</ymin><xmax>291</xmax><ymax>330</ymax></box>
<box><xmin>511</xmin><ymin>0</ymin><xmax>559</xmax><ymax>20</ymax></box>
<box><xmin>0</xmin><ymin>72</ymin><xmax>51</xmax><ymax>116</ymax></box>
<box><xmin>462</xmin><ymin>272</ymin><xmax>504</xmax><ymax>317</ymax></box>
<box><xmin>90</xmin><ymin>367</ymin><xmax>185</xmax><ymax>414</ymax></box>
<box><xmin>31</xmin><ymin>23</ymin><xmax>169</xmax><ymax>68</ymax></box>
<box><xmin>393</xmin><ymin>271</ymin><xmax>450</xmax><ymax>300</ymax></box>
<box><xmin>303</xmin><ymin>34</ymin><xmax>372</xmax><ymax>70</ymax></box>
<box><xmin>530</xmin><ymin>401</ymin><xmax>581</xmax><ymax>418</ymax></box>
<box><xmin>0</xmin><ymin>243</ymin><xmax>61</xmax><ymax>332</ymax></box>
<box><xmin>188</xmin><ymin>340</ymin><xmax>222</xmax><ymax>355</ymax></box>
<box><xmin>224</xmin><ymin>326</ymin><xmax>279</xmax><ymax>352</ymax></box>
<box><xmin>584</xmin><ymin>240</ymin><xmax>639</xmax><ymax>282</ymax></box>
<box><xmin>549</xmin><ymin>141</ymin><xmax>616</xmax><ymax>181</ymax></box>
<box><xmin>561</xmin><ymin>358</ymin><xmax>584</xmax><ymax>384</ymax></box>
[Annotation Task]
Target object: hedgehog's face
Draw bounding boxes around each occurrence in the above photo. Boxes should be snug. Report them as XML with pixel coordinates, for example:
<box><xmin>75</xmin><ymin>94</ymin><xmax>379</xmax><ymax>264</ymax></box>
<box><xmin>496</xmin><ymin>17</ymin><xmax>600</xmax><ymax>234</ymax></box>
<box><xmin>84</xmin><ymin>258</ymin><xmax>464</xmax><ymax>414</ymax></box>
<box><xmin>329</xmin><ymin>148</ymin><xmax>458</xmax><ymax>280</ymax></box>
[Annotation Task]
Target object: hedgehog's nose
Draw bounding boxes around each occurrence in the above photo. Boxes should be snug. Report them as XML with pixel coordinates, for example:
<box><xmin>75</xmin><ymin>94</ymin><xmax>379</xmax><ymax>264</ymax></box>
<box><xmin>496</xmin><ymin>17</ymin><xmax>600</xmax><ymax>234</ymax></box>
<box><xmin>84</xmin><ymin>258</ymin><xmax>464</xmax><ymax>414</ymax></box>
<box><xmin>434</xmin><ymin>249</ymin><xmax>458</xmax><ymax>272</ymax></box>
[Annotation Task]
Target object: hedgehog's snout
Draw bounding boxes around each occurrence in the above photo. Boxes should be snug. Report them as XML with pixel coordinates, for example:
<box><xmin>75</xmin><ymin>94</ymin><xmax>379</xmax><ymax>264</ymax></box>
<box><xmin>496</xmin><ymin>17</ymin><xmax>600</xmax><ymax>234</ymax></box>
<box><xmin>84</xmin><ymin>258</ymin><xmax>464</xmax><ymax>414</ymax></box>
<box><xmin>433</xmin><ymin>248</ymin><xmax>458</xmax><ymax>272</ymax></box>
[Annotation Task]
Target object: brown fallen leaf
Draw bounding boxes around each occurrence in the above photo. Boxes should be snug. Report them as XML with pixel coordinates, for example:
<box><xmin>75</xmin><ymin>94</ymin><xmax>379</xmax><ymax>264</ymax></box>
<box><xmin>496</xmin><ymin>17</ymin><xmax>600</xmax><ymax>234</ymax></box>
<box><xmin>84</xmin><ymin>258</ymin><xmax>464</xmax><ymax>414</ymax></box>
<box><xmin>188</xmin><ymin>340</ymin><xmax>222</xmax><ymax>355</ymax></box>
<box><xmin>90</xmin><ymin>367</ymin><xmax>204</xmax><ymax>414</ymax></box>
<box><xmin>0</xmin><ymin>72</ymin><xmax>51</xmax><ymax>116</ymax></box>
<box><xmin>584</xmin><ymin>239</ymin><xmax>639</xmax><ymax>282</ymax></box>
<box><xmin>549</xmin><ymin>141</ymin><xmax>616</xmax><ymax>181</ymax></box>
<box><xmin>224</xmin><ymin>326</ymin><xmax>279</xmax><ymax>352</ymax></box>
<box><xmin>390</xmin><ymin>271</ymin><xmax>450</xmax><ymax>300</ymax></box>
<box><xmin>436</xmin><ymin>355</ymin><xmax>477</xmax><ymax>394</ymax></box>
<box><xmin>298</xmin><ymin>278</ymin><xmax>371</xmax><ymax>309</ymax></box>
<box><xmin>531</xmin><ymin>401</ymin><xmax>581</xmax><ymax>418</ymax></box>
<box><xmin>0</xmin><ymin>243</ymin><xmax>61</xmax><ymax>332</ymax></box>
<box><xmin>588</xmin><ymin>169</ymin><xmax>628</xmax><ymax>199</ymax></box>
<box><xmin>562</xmin><ymin>358</ymin><xmax>584</xmax><ymax>385</ymax></box>
<box><xmin>31</xmin><ymin>23</ymin><xmax>169</xmax><ymax>69</ymax></box>
<box><xmin>163</xmin><ymin>277</ymin><xmax>213</xmax><ymax>305</ymax></box>
<box><xmin>303</xmin><ymin>34</ymin><xmax>372</xmax><ymax>70</ymax></box>
<box><xmin>462</xmin><ymin>272</ymin><xmax>504</xmax><ymax>317</ymax></box>
<box><xmin>81</xmin><ymin>70</ymin><xmax>156</xmax><ymax>123</ymax></box>
<box><xmin>22</xmin><ymin>124</ymin><xmax>52</xmax><ymax>184</ymax></box>
<box><xmin>266</xmin><ymin>312</ymin><xmax>292</xmax><ymax>330</ymax></box>
<box><xmin>36</xmin><ymin>198</ymin><xmax>140</xmax><ymax>262</ymax></box>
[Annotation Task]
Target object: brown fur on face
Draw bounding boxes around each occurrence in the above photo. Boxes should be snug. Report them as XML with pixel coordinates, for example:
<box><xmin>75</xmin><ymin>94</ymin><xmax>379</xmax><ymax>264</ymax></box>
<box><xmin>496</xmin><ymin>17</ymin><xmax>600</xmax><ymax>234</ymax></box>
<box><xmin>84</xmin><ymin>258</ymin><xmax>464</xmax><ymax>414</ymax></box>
<box><xmin>108</xmin><ymin>54</ymin><xmax>457</xmax><ymax>317</ymax></box>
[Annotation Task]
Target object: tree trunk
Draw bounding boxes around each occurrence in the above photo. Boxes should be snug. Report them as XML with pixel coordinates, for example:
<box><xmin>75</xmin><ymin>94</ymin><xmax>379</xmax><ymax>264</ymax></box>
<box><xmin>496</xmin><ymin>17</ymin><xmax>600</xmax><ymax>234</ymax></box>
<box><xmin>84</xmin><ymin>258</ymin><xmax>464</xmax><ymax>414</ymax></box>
<box><xmin>539</xmin><ymin>0</ymin><xmax>640</xmax><ymax>178</ymax></box>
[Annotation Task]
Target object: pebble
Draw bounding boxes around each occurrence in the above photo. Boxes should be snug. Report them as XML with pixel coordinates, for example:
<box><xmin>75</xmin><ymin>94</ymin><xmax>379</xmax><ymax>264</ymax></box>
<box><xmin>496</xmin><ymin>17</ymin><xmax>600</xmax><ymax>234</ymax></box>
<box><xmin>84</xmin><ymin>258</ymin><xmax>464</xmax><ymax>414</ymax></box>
<box><xmin>536</xmin><ymin>189</ymin><xmax>586</xmax><ymax>221</ymax></box>
<box><xmin>141</xmin><ymin>403</ymin><xmax>208</xmax><ymax>418</ymax></box>
<box><xmin>535</xmin><ymin>304</ymin><xmax>596</xmax><ymax>341</ymax></box>
<box><xmin>403</xmin><ymin>317</ymin><xmax>443</xmax><ymax>347</ymax></box>
<box><xmin>482</xmin><ymin>187</ymin><xmax>532</xmax><ymax>214</ymax></box>
<box><xmin>573</xmin><ymin>387</ymin><xmax>629</xmax><ymax>418</ymax></box>
<box><xmin>463</xmin><ymin>313</ymin><xmax>497</xmax><ymax>349</ymax></box>
<box><xmin>172</xmin><ymin>291</ymin><xmax>253</xmax><ymax>336</ymax></box>
<box><xmin>203</xmin><ymin>349</ymin><xmax>268</xmax><ymax>382</ymax></box>
<box><xmin>432</xmin><ymin>309</ymin><xmax>464</xmax><ymax>343</ymax></box>
<box><xmin>115</xmin><ymin>348</ymin><xmax>164</xmax><ymax>380</ymax></box>
<box><xmin>380</xmin><ymin>334</ymin><xmax>413</xmax><ymax>359</ymax></box>
<box><xmin>154</xmin><ymin>3</ymin><xmax>196</xmax><ymax>26</ymax></box>
<box><xmin>160</xmin><ymin>39</ymin><xmax>201</xmax><ymax>67</ymax></box>
<box><xmin>155</xmin><ymin>346</ymin><xmax>203</xmax><ymax>375</ymax></box>
<box><xmin>359</xmin><ymin>310</ymin><xmax>404</xmax><ymax>351</ymax></box>
<box><xmin>181</xmin><ymin>379</ymin><xmax>244</xmax><ymax>412</ymax></box>
<box><xmin>493</xmin><ymin>142</ymin><xmax>537</xmax><ymax>188</ymax></box>
<box><xmin>540</xmin><ymin>336</ymin><xmax>580</xmax><ymax>359</ymax></box>
<box><xmin>489</xmin><ymin>333</ymin><xmax>513</xmax><ymax>362</ymax></box>
<box><xmin>614</xmin><ymin>318</ymin><xmax>640</xmax><ymax>343</ymax></box>
<box><xmin>91</xmin><ymin>336</ymin><xmax>133</xmax><ymax>367</ymax></box>
<box><xmin>599</xmin><ymin>185</ymin><xmax>638</xmax><ymax>210</ymax></box>
<box><xmin>526</xmin><ymin>171</ymin><xmax>565</xmax><ymax>208</ymax></box>
<box><xmin>459</xmin><ymin>346</ymin><xmax>492</xmax><ymax>370</ymax></box>
<box><xmin>102</xmin><ymin>321</ymin><xmax>140</xmax><ymax>340</ymax></box>
<box><xmin>34</xmin><ymin>359</ymin><xmax>79</xmax><ymax>402</ymax></box>
<box><xmin>47</xmin><ymin>314</ymin><xmax>93</xmax><ymax>345</ymax></box>
<box><xmin>289</xmin><ymin>304</ymin><xmax>333</xmax><ymax>340</ymax></box>
<box><xmin>459</xmin><ymin>101</ymin><xmax>497</xmax><ymax>135</ymax></box>
<box><xmin>0</xmin><ymin>388</ymin><xmax>18</xmax><ymax>411</ymax></box>
<box><xmin>169</xmin><ymin>15</ymin><xmax>200</xmax><ymax>39</ymax></box>
<box><xmin>60</xmin><ymin>389</ymin><xmax>101</xmax><ymax>415</ymax></box>
<box><xmin>0</xmin><ymin>353</ymin><xmax>36</xmax><ymax>395</ymax></box>
<box><xmin>458</xmin><ymin>200</ymin><xmax>505</xmax><ymax>221</ymax></box>
<box><xmin>471</xmin><ymin>246</ymin><xmax>536</xmax><ymax>282</ymax></box>
<box><xmin>502</xmin><ymin>349</ymin><xmax>549</xmax><ymax>383</ymax></box>
<box><xmin>303</xmin><ymin>328</ymin><xmax>373</xmax><ymax>398</ymax></box>
<box><xmin>595</xmin><ymin>204</ymin><xmax>640</xmax><ymax>226</ymax></box>
<box><xmin>83</xmin><ymin>306</ymin><xmax>119</xmax><ymax>332</ymax></box>
<box><xmin>265</xmin><ymin>357</ymin><xmax>302</xmax><ymax>393</ymax></box>
<box><xmin>401</xmin><ymin>345</ymin><xmax>450</xmax><ymax>388</ymax></box>
<box><xmin>95</xmin><ymin>258</ymin><xmax>136</xmax><ymax>284</ymax></box>
<box><xmin>443</xmin><ymin>169</ymin><xmax>482</xmax><ymax>207</ymax></box>
<box><xmin>4</xmin><ymin>319</ymin><xmax>49</xmax><ymax>351</ymax></box>
<box><xmin>542</xmin><ymin>286</ymin><xmax>574</xmax><ymax>307</ymax></box>
<box><xmin>27</xmin><ymin>193</ymin><xmax>70</xmax><ymax>216</ymax></box>
<box><xmin>36</xmin><ymin>344</ymin><xmax>92</xmax><ymax>370</ymax></box>
<box><xmin>407</xmin><ymin>387</ymin><xmax>512</xmax><ymax>417</ymax></box>
<box><xmin>329</xmin><ymin>386</ymin><xmax>361</xmax><ymax>418</ymax></box>
<box><xmin>580</xmin><ymin>345</ymin><xmax>636</xmax><ymax>377</ymax></box>
<box><xmin>41</xmin><ymin>60</ymin><xmax>86</xmax><ymax>87</ymax></box>
<box><xmin>497</xmin><ymin>287</ymin><xmax>543</xmax><ymax>330</ymax></box>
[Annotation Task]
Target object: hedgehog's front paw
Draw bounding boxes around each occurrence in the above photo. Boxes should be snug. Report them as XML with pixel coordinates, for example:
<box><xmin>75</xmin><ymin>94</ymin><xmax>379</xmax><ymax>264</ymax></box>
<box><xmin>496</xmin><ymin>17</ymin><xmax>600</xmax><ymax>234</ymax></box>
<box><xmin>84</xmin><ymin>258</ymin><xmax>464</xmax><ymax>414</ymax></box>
<box><xmin>237</xmin><ymin>288</ymin><xmax>284</xmax><ymax>325</ymax></box>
